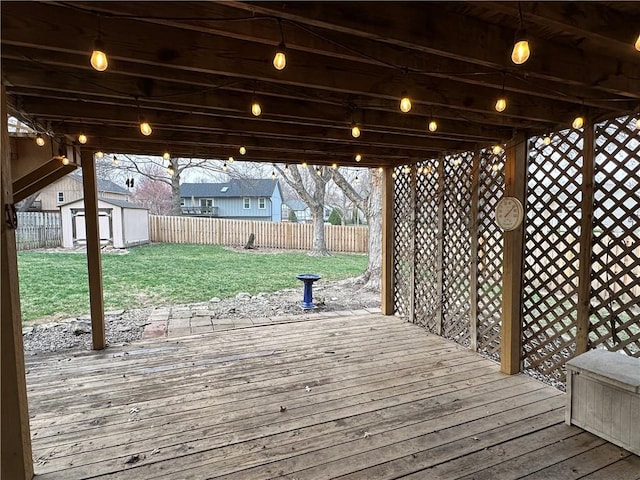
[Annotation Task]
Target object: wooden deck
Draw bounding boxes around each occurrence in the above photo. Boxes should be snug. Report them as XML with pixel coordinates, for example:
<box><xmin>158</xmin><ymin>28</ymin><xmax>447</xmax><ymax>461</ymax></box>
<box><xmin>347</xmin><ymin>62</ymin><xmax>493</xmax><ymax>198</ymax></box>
<box><xmin>26</xmin><ymin>314</ymin><xmax>640</xmax><ymax>480</ymax></box>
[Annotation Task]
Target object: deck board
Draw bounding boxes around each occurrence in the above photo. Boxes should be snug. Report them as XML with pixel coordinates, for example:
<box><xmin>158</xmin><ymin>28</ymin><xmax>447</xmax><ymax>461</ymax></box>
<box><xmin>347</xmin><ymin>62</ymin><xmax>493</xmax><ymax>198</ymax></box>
<box><xmin>26</xmin><ymin>314</ymin><xmax>638</xmax><ymax>479</ymax></box>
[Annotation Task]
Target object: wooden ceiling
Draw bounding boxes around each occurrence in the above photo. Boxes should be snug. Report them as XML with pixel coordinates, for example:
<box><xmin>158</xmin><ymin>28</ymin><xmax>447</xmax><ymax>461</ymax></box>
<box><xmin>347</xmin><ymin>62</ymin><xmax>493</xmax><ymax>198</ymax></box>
<box><xmin>2</xmin><ymin>1</ymin><xmax>640</xmax><ymax>167</ymax></box>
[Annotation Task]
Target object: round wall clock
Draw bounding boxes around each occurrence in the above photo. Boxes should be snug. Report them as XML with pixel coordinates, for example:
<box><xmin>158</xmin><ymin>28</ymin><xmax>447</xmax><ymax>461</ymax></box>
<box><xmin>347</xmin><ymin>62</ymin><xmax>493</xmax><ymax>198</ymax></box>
<box><xmin>495</xmin><ymin>196</ymin><xmax>524</xmax><ymax>231</ymax></box>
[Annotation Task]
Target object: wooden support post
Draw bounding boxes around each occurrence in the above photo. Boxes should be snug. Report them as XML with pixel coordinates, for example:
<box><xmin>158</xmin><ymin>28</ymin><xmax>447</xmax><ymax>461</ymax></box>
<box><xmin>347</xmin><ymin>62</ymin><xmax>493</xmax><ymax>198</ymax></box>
<box><xmin>435</xmin><ymin>154</ymin><xmax>445</xmax><ymax>335</ymax></box>
<box><xmin>469</xmin><ymin>149</ymin><xmax>480</xmax><ymax>351</ymax></box>
<box><xmin>381</xmin><ymin>167</ymin><xmax>394</xmax><ymax>315</ymax></box>
<box><xmin>409</xmin><ymin>165</ymin><xmax>416</xmax><ymax>322</ymax></box>
<box><xmin>80</xmin><ymin>150</ymin><xmax>105</xmax><ymax>350</ymax></box>
<box><xmin>576</xmin><ymin>122</ymin><xmax>595</xmax><ymax>354</ymax></box>
<box><xmin>1</xmin><ymin>85</ymin><xmax>34</xmax><ymax>479</ymax></box>
<box><xmin>500</xmin><ymin>134</ymin><xmax>528</xmax><ymax>375</ymax></box>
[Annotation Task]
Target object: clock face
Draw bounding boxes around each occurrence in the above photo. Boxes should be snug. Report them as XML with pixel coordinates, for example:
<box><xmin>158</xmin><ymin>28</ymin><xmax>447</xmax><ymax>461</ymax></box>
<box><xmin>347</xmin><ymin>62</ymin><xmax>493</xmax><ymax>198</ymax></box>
<box><xmin>495</xmin><ymin>197</ymin><xmax>524</xmax><ymax>231</ymax></box>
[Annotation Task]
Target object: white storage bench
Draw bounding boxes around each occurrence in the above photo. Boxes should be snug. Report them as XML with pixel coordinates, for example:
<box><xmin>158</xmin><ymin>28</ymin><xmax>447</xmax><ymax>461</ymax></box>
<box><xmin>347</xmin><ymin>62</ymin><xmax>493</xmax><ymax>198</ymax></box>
<box><xmin>565</xmin><ymin>349</ymin><xmax>640</xmax><ymax>456</ymax></box>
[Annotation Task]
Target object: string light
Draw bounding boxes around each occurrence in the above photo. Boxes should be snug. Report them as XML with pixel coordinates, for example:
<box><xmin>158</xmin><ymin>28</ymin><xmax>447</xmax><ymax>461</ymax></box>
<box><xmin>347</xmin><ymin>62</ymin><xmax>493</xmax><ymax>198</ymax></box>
<box><xmin>166</xmin><ymin>164</ymin><xmax>175</xmax><ymax>176</ymax></box>
<box><xmin>95</xmin><ymin>151</ymin><xmax>104</xmax><ymax>159</ymax></box>
<box><xmin>78</xmin><ymin>133</ymin><xmax>88</xmax><ymax>144</ymax></box>
<box><xmin>355</xmin><ymin>153</ymin><xmax>362</xmax><ymax>162</ymax></box>
<box><xmin>284</xmin><ymin>164</ymin><xmax>289</xmax><ymax>172</ymax></box>
<box><xmin>354</xmin><ymin>175</ymin><xmax>360</xmax><ymax>184</ymax></box>
<box><xmin>331</xmin><ymin>162</ymin><xmax>338</xmax><ymax>170</ymax></box>
<box><xmin>492</xmin><ymin>145</ymin><xmax>504</xmax><ymax>155</ymax></box>
<box><xmin>90</xmin><ymin>39</ymin><xmax>108</xmax><ymax>72</ymax></box>
<box><xmin>453</xmin><ymin>158</ymin><xmax>461</xmax><ymax>166</ymax></box>
<box><xmin>635</xmin><ymin>118</ymin><xmax>640</xmax><ymax>130</ymax></box>
<box><xmin>251</xmin><ymin>100</ymin><xmax>262</xmax><ymax>117</ymax></box>
<box><xmin>392</xmin><ymin>171</ymin><xmax>397</xmax><ymax>179</ymax></box>
<box><xmin>543</xmin><ymin>134</ymin><xmax>552</xmax><ymax>145</ymax></box>
<box><xmin>239</xmin><ymin>146</ymin><xmax>247</xmax><ymax>155</ymax></box>
<box><xmin>572</xmin><ymin>115</ymin><xmax>584</xmax><ymax>129</ymax></box>
<box><xmin>271</xmin><ymin>170</ymin><xmax>277</xmax><ymax>179</ymax></box>
<box><xmin>35</xmin><ymin>134</ymin><xmax>45</xmax><ymax>147</ymax></box>
<box><xmin>492</xmin><ymin>163</ymin><xmax>500</xmax><ymax>172</ymax></box>
<box><xmin>511</xmin><ymin>4</ymin><xmax>530</xmax><ymax>65</ymax></box>
<box><xmin>163</xmin><ymin>151</ymin><xmax>171</xmax><ymax>160</ymax></box>
<box><xmin>403</xmin><ymin>165</ymin><xmax>411</xmax><ymax>174</ymax></box>
<box><xmin>635</xmin><ymin>33</ymin><xmax>640</xmax><ymax>51</ymax></box>
<box><xmin>378</xmin><ymin>167</ymin><xmax>384</xmax><ymax>173</ymax></box>
<box><xmin>228</xmin><ymin>156</ymin><xmax>234</xmax><ymax>163</ymax></box>
<box><xmin>428</xmin><ymin>120</ymin><xmax>438</xmax><ymax>132</ymax></box>
<box><xmin>316</xmin><ymin>166</ymin><xmax>322</xmax><ymax>174</ymax></box>
<box><xmin>139</xmin><ymin>117</ymin><xmax>152</xmax><ymax>136</ymax></box>
<box><xmin>301</xmin><ymin>161</ymin><xmax>308</xmax><ymax>169</ymax></box>
<box><xmin>495</xmin><ymin>97</ymin><xmax>507</xmax><ymax>112</ymax></box>
<box><xmin>112</xmin><ymin>155</ymin><xmax>119</xmax><ymax>166</ymax></box>
<box><xmin>273</xmin><ymin>20</ymin><xmax>287</xmax><ymax>70</ymax></box>
<box><xmin>222</xmin><ymin>162</ymin><xmax>228</xmax><ymax>171</ymax></box>
<box><xmin>399</xmin><ymin>91</ymin><xmax>412</xmax><ymax>113</ymax></box>
<box><xmin>61</xmin><ymin>155</ymin><xmax>70</xmax><ymax>166</ymax></box>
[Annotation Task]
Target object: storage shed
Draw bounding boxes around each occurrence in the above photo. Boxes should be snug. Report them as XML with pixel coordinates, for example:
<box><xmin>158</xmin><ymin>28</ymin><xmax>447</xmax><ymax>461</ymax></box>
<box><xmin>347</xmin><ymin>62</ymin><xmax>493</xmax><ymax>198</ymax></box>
<box><xmin>60</xmin><ymin>198</ymin><xmax>149</xmax><ymax>249</ymax></box>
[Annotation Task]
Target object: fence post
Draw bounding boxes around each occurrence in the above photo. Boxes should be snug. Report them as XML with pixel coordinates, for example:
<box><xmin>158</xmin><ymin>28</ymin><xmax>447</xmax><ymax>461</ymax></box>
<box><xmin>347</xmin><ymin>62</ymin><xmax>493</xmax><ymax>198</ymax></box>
<box><xmin>500</xmin><ymin>134</ymin><xmax>528</xmax><ymax>375</ymax></box>
<box><xmin>576</xmin><ymin>122</ymin><xmax>595</xmax><ymax>354</ymax></box>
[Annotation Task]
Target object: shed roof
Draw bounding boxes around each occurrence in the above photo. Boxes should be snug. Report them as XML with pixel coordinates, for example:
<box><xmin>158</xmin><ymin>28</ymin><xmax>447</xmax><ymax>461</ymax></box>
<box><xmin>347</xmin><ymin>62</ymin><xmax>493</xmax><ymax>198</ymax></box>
<box><xmin>69</xmin><ymin>172</ymin><xmax>129</xmax><ymax>195</ymax></box>
<box><xmin>60</xmin><ymin>197</ymin><xmax>147</xmax><ymax>210</ymax></box>
<box><xmin>180</xmin><ymin>179</ymin><xmax>279</xmax><ymax>199</ymax></box>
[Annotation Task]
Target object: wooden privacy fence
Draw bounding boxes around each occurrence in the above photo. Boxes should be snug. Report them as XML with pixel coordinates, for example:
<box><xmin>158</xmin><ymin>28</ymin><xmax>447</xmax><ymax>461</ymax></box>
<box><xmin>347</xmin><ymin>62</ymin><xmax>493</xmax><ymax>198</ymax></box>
<box><xmin>149</xmin><ymin>215</ymin><xmax>369</xmax><ymax>253</ymax></box>
<box><xmin>392</xmin><ymin>114</ymin><xmax>640</xmax><ymax>386</ymax></box>
<box><xmin>16</xmin><ymin>211</ymin><xmax>62</xmax><ymax>250</ymax></box>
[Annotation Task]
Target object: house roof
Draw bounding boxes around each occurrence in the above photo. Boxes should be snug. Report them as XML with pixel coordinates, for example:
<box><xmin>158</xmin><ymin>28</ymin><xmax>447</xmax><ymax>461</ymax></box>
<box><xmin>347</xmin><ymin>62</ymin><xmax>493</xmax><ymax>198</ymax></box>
<box><xmin>286</xmin><ymin>200</ymin><xmax>309</xmax><ymax>211</ymax></box>
<box><xmin>180</xmin><ymin>179</ymin><xmax>279</xmax><ymax>199</ymax></box>
<box><xmin>69</xmin><ymin>172</ymin><xmax>129</xmax><ymax>195</ymax></box>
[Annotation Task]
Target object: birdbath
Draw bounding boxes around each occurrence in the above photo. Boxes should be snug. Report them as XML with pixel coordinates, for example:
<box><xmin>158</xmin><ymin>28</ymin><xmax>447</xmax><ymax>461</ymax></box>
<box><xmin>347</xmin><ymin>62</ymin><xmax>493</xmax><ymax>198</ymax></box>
<box><xmin>296</xmin><ymin>273</ymin><xmax>322</xmax><ymax>310</ymax></box>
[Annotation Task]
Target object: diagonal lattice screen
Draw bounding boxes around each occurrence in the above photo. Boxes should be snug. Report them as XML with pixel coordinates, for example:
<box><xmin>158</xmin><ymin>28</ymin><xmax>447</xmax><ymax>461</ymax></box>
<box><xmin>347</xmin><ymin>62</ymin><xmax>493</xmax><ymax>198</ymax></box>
<box><xmin>591</xmin><ymin>115</ymin><xmax>640</xmax><ymax>357</ymax></box>
<box><xmin>441</xmin><ymin>151</ymin><xmax>474</xmax><ymax>345</ymax></box>
<box><xmin>522</xmin><ymin>130</ymin><xmax>583</xmax><ymax>381</ymax></box>
<box><xmin>476</xmin><ymin>148</ymin><xmax>505</xmax><ymax>357</ymax></box>
<box><xmin>414</xmin><ymin>158</ymin><xmax>442</xmax><ymax>332</ymax></box>
<box><xmin>392</xmin><ymin>165</ymin><xmax>414</xmax><ymax>318</ymax></box>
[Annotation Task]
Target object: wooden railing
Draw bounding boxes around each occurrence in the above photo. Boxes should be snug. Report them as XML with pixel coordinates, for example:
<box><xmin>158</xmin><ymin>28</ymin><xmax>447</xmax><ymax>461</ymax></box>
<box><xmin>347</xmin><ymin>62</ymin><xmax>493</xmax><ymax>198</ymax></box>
<box><xmin>149</xmin><ymin>215</ymin><xmax>369</xmax><ymax>253</ymax></box>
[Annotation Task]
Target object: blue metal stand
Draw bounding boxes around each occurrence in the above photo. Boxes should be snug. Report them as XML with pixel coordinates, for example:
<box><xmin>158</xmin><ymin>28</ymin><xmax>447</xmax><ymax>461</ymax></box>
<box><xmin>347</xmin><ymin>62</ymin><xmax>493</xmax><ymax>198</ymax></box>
<box><xmin>296</xmin><ymin>273</ymin><xmax>322</xmax><ymax>309</ymax></box>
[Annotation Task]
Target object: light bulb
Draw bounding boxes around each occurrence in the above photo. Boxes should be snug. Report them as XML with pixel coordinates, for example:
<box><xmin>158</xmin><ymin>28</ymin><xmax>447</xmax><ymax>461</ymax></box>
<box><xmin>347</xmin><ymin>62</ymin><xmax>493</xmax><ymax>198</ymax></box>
<box><xmin>392</xmin><ymin>172</ymin><xmax>397</xmax><ymax>179</ymax></box>
<box><xmin>492</xmin><ymin>163</ymin><xmax>500</xmax><ymax>172</ymax></box>
<box><xmin>511</xmin><ymin>34</ymin><xmax>530</xmax><ymax>65</ymax></box>
<box><xmin>35</xmin><ymin>134</ymin><xmax>45</xmax><ymax>147</ymax></box>
<box><xmin>251</xmin><ymin>101</ymin><xmax>262</xmax><ymax>116</ymax></box>
<box><xmin>399</xmin><ymin>94</ymin><xmax>412</xmax><ymax>113</ymax></box>
<box><xmin>495</xmin><ymin>97</ymin><xmax>507</xmax><ymax>112</ymax></box>
<box><xmin>635</xmin><ymin>34</ymin><xmax>640</xmax><ymax>52</ymax></box>
<box><xmin>355</xmin><ymin>153</ymin><xmax>362</xmax><ymax>162</ymax></box>
<box><xmin>228</xmin><ymin>156</ymin><xmax>234</xmax><ymax>163</ymax></box>
<box><xmin>572</xmin><ymin>116</ymin><xmax>584</xmax><ymax>129</ymax></box>
<box><xmin>273</xmin><ymin>43</ymin><xmax>286</xmax><ymax>70</ymax></box>
<box><xmin>95</xmin><ymin>151</ymin><xmax>104</xmax><ymax>159</ymax></box>
<box><xmin>139</xmin><ymin>120</ymin><xmax>152</xmax><ymax>136</ymax></box>
<box><xmin>378</xmin><ymin>167</ymin><xmax>383</xmax><ymax>173</ymax></box>
<box><xmin>222</xmin><ymin>162</ymin><xmax>228</xmax><ymax>171</ymax></box>
<box><xmin>634</xmin><ymin>118</ymin><xmax>640</xmax><ymax>130</ymax></box>
<box><xmin>331</xmin><ymin>162</ymin><xmax>338</xmax><ymax>170</ymax></box>
<box><xmin>90</xmin><ymin>39</ymin><xmax>108</xmax><ymax>72</ymax></box>
<box><xmin>492</xmin><ymin>145</ymin><xmax>504</xmax><ymax>155</ymax></box>
<box><xmin>355</xmin><ymin>175</ymin><xmax>360</xmax><ymax>184</ymax></box>
<box><xmin>428</xmin><ymin>120</ymin><xmax>438</xmax><ymax>132</ymax></box>
<box><xmin>61</xmin><ymin>156</ymin><xmax>70</xmax><ymax>165</ymax></box>
<box><xmin>112</xmin><ymin>155</ymin><xmax>119</xmax><ymax>166</ymax></box>
<box><xmin>78</xmin><ymin>133</ymin><xmax>88</xmax><ymax>144</ymax></box>
<box><xmin>425</xmin><ymin>165</ymin><xmax>432</xmax><ymax>174</ymax></box>
<box><xmin>271</xmin><ymin>171</ymin><xmax>276</xmax><ymax>179</ymax></box>
<box><xmin>239</xmin><ymin>146</ymin><xmax>246</xmax><ymax>155</ymax></box>
<box><xmin>163</xmin><ymin>151</ymin><xmax>171</xmax><ymax>160</ymax></box>
<box><xmin>167</xmin><ymin>166</ymin><xmax>174</xmax><ymax>176</ymax></box>
<box><xmin>543</xmin><ymin>135</ymin><xmax>552</xmax><ymax>145</ymax></box>
<box><xmin>351</xmin><ymin>124</ymin><xmax>361</xmax><ymax>138</ymax></box>
<box><xmin>403</xmin><ymin>165</ymin><xmax>411</xmax><ymax>174</ymax></box>
<box><xmin>301</xmin><ymin>162</ymin><xmax>308</xmax><ymax>169</ymax></box>
<box><xmin>284</xmin><ymin>164</ymin><xmax>289</xmax><ymax>172</ymax></box>
<box><xmin>453</xmin><ymin>158</ymin><xmax>461</xmax><ymax>166</ymax></box>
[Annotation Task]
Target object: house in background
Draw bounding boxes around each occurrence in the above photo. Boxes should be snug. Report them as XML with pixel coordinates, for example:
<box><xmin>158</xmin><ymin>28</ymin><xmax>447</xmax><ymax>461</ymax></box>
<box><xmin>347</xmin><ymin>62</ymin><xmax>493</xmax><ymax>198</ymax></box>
<box><xmin>282</xmin><ymin>199</ymin><xmax>332</xmax><ymax>223</ymax></box>
<box><xmin>24</xmin><ymin>171</ymin><xmax>130</xmax><ymax>211</ymax></box>
<box><xmin>180</xmin><ymin>178</ymin><xmax>283</xmax><ymax>222</ymax></box>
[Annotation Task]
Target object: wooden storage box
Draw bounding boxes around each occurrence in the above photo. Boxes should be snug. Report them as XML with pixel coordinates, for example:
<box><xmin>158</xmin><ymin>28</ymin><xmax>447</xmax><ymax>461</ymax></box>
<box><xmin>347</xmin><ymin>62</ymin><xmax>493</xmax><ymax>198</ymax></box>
<box><xmin>566</xmin><ymin>349</ymin><xmax>640</xmax><ymax>456</ymax></box>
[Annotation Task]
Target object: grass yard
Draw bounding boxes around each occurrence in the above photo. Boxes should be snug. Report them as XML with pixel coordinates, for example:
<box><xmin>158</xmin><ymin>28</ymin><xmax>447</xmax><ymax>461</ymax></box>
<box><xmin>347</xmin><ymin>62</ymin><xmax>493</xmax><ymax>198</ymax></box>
<box><xmin>17</xmin><ymin>244</ymin><xmax>368</xmax><ymax>321</ymax></box>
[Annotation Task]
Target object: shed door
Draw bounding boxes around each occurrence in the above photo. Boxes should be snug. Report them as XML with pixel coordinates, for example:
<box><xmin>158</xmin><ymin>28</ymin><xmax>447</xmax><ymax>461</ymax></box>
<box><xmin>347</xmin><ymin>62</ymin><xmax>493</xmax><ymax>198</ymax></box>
<box><xmin>71</xmin><ymin>208</ymin><xmax>113</xmax><ymax>245</ymax></box>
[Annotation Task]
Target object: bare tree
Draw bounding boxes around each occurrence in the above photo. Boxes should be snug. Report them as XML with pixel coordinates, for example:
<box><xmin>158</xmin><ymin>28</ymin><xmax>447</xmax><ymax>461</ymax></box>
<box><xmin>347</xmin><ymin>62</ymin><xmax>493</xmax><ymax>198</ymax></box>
<box><xmin>274</xmin><ymin>164</ymin><xmax>331</xmax><ymax>256</ymax></box>
<box><xmin>331</xmin><ymin>167</ymin><xmax>383</xmax><ymax>290</ymax></box>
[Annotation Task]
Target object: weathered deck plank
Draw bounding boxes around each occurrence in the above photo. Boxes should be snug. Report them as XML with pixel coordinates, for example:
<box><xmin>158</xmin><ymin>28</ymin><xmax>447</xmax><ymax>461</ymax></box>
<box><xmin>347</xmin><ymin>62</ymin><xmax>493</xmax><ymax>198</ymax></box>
<box><xmin>27</xmin><ymin>314</ymin><xmax>638</xmax><ymax>479</ymax></box>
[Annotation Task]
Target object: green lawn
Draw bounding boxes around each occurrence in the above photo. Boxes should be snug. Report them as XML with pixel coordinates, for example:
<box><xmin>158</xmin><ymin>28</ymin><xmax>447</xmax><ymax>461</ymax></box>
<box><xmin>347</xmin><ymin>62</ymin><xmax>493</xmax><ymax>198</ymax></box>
<box><xmin>17</xmin><ymin>244</ymin><xmax>368</xmax><ymax>321</ymax></box>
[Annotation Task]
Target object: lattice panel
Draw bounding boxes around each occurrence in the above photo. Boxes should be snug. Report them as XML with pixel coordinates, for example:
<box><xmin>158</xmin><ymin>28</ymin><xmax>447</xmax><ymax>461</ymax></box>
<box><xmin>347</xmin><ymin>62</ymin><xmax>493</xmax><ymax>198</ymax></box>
<box><xmin>442</xmin><ymin>151</ymin><xmax>474</xmax><ymax>345</ymax></box>
<box><xmin>392</xmin><ymin>165</ymin><xmax>414</xmax><ymax>318</ymax></box>
<box><xmin>476</xmin><ymin>148</ymin><xmax>505</xmax><ymax>357</ymax></box>
<box><xmin>414</xmin><ymin>158</ymin><xmax>441</xmax><ymax>332</ymax></box>
<box><xmin>522</xmin><ymin>131</ymin><xmax>583</xmax><ymax>381</ymax></box>
<box><xmin>591</xmin><ymin>116</ymin><xmax>640</xmax><ymax>357</ymax></box>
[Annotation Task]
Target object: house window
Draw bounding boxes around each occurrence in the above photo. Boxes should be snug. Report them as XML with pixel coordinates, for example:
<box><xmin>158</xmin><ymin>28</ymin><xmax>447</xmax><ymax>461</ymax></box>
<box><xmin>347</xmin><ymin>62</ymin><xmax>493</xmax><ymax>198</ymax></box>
<box><xmin>200</xmin><ymin>198</ymin><xmax>213</xmax><ymax>207</ymax></box>
<box><xmin>243</xmin><ymin>197</ymin><xmax>251</xmax><ymax>209</ymax></box>
<box><xmin>57</xmin><ymin>192</ymin><xmax>65</xmax><ymax>203</ymax></box>
<box><xmin>180</xmin><ymin>198</ymin><xmax>185</xmax><ymax>207</ymax></box>
<box><xmin>258</xmin><ymin>197</ymin><xmax>266</xmax><ymax>209</ymax></box>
